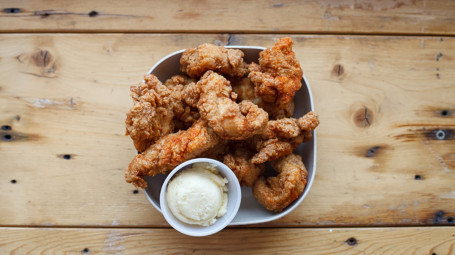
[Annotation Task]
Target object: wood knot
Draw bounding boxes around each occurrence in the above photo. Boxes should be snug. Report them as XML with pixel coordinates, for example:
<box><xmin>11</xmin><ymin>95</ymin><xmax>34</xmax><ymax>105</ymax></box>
<box><xmin>32</xmin><ymin>49</ymin><xmax>54</xmax><ymax>69</ymax></box>
<box><xmin>213</xmin><ymin>34</ymin><xmax>236</xmax><ymax>46</ymax></box>
<box><xmin>365</xmin><ymin>146</ymin><xmax>380</xmax><ymax>157</ymax></box>
<box><xmin>440</xmin><ymin>110</ymin><xmax>451</xmax><ymax>117</ymax></box>
<box><xmin>2</xmin><ymin>133</ymin><xmax>13</xmax><ymax>142</ymax></box>
<box><xmin>57</xmin><ymin>154</ymin><xmax>75</xmax><ymax>160</ymax></box>
<box><xmin>18</xmin><ymin>49</ymin><xmax>58</xmax><ymax>78</ymax></box>
<box><xmin>436</xmin><ymin>53</ymin><xmax>443</xmax><ymax>61</ymax></box>
<box><xmin>353</xmin><ymin>106</ymin><xmax>374</xmax><ymax>127</ymax></box>
<box><xmin>3</xmin><ymin>8</ymin><xmax>21</xmax><ymax>14</ymax></box>
<box><xmin>434</xmin><ymin>210</ymin><xmax>444</xmax><ymax>224</ymax></box>
<box><xmin>345</xmin><ymin>237</ymin><xmax>358</xmax><ymax>246</ymax></box>
<box><xmin>332</xmin><ymin>64</ymin><xmax>345</xmax><ymax>78</ymax></box>
<box><xmin>88</xmin><ymin>10</ymin><xmax>98</xmax><ymax>17</ymax></box>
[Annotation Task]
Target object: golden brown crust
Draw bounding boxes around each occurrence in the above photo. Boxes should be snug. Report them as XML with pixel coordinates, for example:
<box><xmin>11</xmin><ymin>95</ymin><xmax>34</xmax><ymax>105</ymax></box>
<box><xmin>180</xmin><ymin>43</ymin><xmax>248</xmax><ymax>78</ymax></box>
<box><xmin>196</xmin><ymin>71</ymin><xmax>269</xmax><ymax>140</ymax></box>
<box><xmin>248</xmin><ymin>37</ymin><xmax>303</xmax><ymax>110</ymax></box>
<box><xmin>125</xmin><ymin>75</ymin><xmax>175</xmax><ymax>152</ymax></box>
<box><xmin>253</xmin><ymin>153</ymin><xmax>308</xmax><ymax>212</ymax></box>
<box><xmin>250</xmin><ymin>111</ymin><xmax>319</xmax><ymax>164</ymax></box>
<box><xmin>125</xmin><ymin>119</ymin><xmax>220</xmax><ymax>188</ymax></box>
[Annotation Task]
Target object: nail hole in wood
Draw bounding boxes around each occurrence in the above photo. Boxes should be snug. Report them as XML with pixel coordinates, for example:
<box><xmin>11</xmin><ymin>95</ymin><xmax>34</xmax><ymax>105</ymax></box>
<box><xmin>2</xmin><ymin>134</ymin><xmax>13</xmax><ymax>141</ymax></box>
<box><xmin>88</xmin><ymin>11</ymin><xmax>98</xmax><ymax>17</ymax></box>
<box><xmin>82</xmin><ymin>247</ymin><xmax>90</xmax><ymax>254</ymax></box>
<box><xmin>133</xmin><ymin>190</ymin><xmax>139</xmax><ymax>194</ymax></box>
<box><xmin>414</xmin><ymin>174</ymin><xmax>422</xmax><ymax>180</ymax></box>
<box><xmin>63</xmin><ymin>154</ymin><xmax>72</xmax><ymax>160</ymax></box>
<box><xmin>3</xmin><ymin>8</ymin><xmax>21</xmax><ymax>14</ymax></box>
<box><xmin>432</xmin><ymin>253</ymin><xmax>437</xmax><ymax>255</ymax></box>
<box><xmin>436</xmin><ymin>53</ymin><xmax>443</xmax><ymax>61</ymax></box>
<box><xmin>345</xmin><ymin>237</ymin><xmax>357</xmax><ymax>246</ymax></box>
<box><xmin>441</xmin><ymin>110</ymin><xmax>449</xmax><ymax>116</ymax></box>
<box><xmin>435</xmin><ymin>130</ymin><xmax>446</xmax><ymax>140</ymax></box>
<box><xmin>434</xmin><ymin>210</ymin><xmax>444</xmax><ymax>224</ymax></box>
<box><xmin>11</xmin><ymin>179</ymin><xmax>17</xmax><ymax>184</ymax></box>
<box><xmin>1</xmin><ymin>125</ymin><xmax>12</xmax><ymax>130</ymax></box>
<box><xmin>365</xmin><ymin>146</ymin><xmax>380</xmax><ymax>157</ymax></box>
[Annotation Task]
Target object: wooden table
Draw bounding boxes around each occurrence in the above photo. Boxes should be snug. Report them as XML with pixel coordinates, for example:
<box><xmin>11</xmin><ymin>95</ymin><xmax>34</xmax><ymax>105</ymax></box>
<box><xmin>1</xmin><ymin>1</ymin><xmax>454</xmax><ymax>254</ymax></box>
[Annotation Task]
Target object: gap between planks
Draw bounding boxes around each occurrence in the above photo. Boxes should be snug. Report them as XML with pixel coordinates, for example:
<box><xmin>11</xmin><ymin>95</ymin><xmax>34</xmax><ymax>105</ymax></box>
<box><xmin>1</xmin><ymin>30</ymin><xmax>455</xmax><ymax>37</ymax></box>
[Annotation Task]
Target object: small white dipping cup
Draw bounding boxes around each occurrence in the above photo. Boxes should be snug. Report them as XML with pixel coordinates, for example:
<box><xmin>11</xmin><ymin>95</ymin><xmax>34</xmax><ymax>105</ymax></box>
<box><xmin>160</xmin><ymin>158</ymin><xmax>241</xmax><ymax>236</ymax></box>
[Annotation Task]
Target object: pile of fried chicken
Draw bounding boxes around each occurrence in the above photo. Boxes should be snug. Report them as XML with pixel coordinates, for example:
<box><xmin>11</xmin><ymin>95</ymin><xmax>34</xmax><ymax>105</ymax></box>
<box><xmin>124</xmin><ymin>37</ymin><xmax>319</xmax><ymax>212</ymax></box>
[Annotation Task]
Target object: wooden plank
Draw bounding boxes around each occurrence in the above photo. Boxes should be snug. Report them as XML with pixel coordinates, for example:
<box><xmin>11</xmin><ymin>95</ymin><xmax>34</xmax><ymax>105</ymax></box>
<box><xmin>0</xmin><ymin>0</ymin><xmax>454</xmax><ymax>35</ymax></box>
<box><xmin>0</xmin><ymin>227</ymin><xmax>454</xmax><ymax>254</ymax></box>
<box><xmin>0</xmin><ymin>34</ymin><xmax>454</xmax><ymax>227</ymax></box>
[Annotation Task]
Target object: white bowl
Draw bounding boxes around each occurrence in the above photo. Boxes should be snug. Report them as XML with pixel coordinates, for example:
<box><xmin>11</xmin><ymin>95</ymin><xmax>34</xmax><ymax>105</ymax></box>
<box><xmin>144</xmin><ymin>45</ymin><xmax>317</xmax><ymax>225</ymax></box>
<box><xmin>160</xmin><ymin>158</ymin><xmax>241</xmax><ymax>236</ymax></box>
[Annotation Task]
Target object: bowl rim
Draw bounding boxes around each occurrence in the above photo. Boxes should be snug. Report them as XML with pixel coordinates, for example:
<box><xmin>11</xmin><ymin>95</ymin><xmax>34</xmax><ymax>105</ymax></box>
<box><xmin>159</xmin><ymin>158</ymin><xmax>242</xmax><ymax>236</ymax></box>
<box><xmin>143</xmin><ymin>45</ymin><xmax>317</xmax><ymax>225</ymax></box>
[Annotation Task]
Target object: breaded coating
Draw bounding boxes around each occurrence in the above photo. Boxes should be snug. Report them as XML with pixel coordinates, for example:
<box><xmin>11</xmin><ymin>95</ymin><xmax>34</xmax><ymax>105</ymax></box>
<box><xmin>231</xmin><ymin>76</ymin><xmax>295</xmax><ymax>119</ymax></box>
<box><xmin>180</xmin><ymin>43</ymin><xmax>248</xmax><ymax>78</ymax></box>
<box><xmin>125</xmin><ymin>75</ymin><xmax>175</xmax><ymax>152</ymax></box>
<box><xmin>248</xmin><ymin>37</ymin><xmax>303</xmax><ymax>110</ymax></box>
<box><xmin>222</xmin><ymin>143</ymin><xmax>265</xmax><ymax>187</ymax></box>
<box><xmin>125</xmin><ymin>119</ymin><xmax>220</xmax><ymax>188</ymax></box>
<box><xmin>164</xmin><ymin>75</ymin><xmax>200</xmax><ymax>127</ymax></box>
<box><xmin>253</xmin><ymin>153</ymin><xmax>308</xmax><ymax>212</ymax></box>
<box><xmin>250</xmin><ymin>111</ymin><xmax>319</xmax><ymax>164</ymax></box>
<box><xmin>197</xmin><ymin>71</ymin><xmax>269</xmax><ymax>140</ymax></box>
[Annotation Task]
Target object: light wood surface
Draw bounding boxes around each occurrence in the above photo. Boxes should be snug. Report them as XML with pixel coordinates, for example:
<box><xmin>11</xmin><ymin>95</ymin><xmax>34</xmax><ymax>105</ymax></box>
<box><xmin>0</xmin><ymin>0</ymin><xmax>454</xmax><ymax>34</ymax></box>
<box><xmin>0</xmin><ymin>34</ymin><xmax>454</xmax><ymax>227</ymax></box>
<box><xmin>1</xmin><ymin>227</ymin><xmax>454</xmax><ymax>254</ymax></box>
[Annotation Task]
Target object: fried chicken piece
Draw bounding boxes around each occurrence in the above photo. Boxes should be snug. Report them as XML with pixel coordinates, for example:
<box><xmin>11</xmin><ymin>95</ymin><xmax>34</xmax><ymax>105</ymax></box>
<box><xmin>223</xmin><ymin>144</ymin><xmax>265</xmax><ymax>187</ymax></box>
<box><xmin>125</xmin><ymin>75</ymin><xmax>175</xmax><ymax>152</ymax></box>
<box><xmin>248</xmin><ymin>37</ymin><xmax>303</xmax><ymax>110</ymax></box>
<box><xmin>180</xmin><ymin>43</ymin><xmax>248</xmax><ymax>78</ymax></box>
<box><xmin>164</xmin><ymin>74</ymin><xmax>196</xmax><ymax>88</ymax></box>
<box><xmin>198</xmin><ymin>140</ymin><xmax>229</xmax><ymax>160</ymax></box>
<box><xmin>253</xmin><ymin>153</ymin><xmax>308</xmax><ymax>212</ymax></box>
<box><xmin>231</xmin><ymin>77</ymin><xmax>263</xmax><ymax>106</ymax></box>
<box><xmin>231</xmin><ymin>77</ymin><xmax>294</xmax><ymax>119</ymax></box>
<box><xmin>125</xmin><ymin>119</ymin><xmax>220</xmax><ymax>188</ymax></box>
<box><xmin>250</xmin><ymin>111</ymin><xmax>319</xmax><ymax>164</ymax></box>
<box><xmin>164</xmin><ymin>75</ymin><xmax>200</xmax><ymax>128</ymax></box>
<box><xmin>197</xmin><ymin>71</ymin><xmax>269</xmax><ymax>140</ymax></box>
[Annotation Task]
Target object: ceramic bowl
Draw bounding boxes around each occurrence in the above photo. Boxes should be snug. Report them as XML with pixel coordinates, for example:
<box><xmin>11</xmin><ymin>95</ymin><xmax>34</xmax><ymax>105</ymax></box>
<box><xmin>144</xmin><ymin>45</ymin><xmax>317</xmax><ymax>225</ymax></box>
<box><xmin>160</xmin><ymin>158</ymin><xmax>241</xmax><ymax>236</ymax></box>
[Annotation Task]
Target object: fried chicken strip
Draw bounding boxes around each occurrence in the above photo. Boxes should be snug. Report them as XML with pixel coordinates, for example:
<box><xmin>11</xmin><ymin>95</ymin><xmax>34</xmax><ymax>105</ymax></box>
<box><xmin>248</xmin><ymin>37</ymin><xmax>303</xmax><ymax>110</ymax></box>
<box><xmin>231</xmin><ymin>77</ymin><xmax>295</xmax><ymax>119</ymax></box>
<box><xmin>253</xmin><ymin>153</ymin><xmax>308</xmax><ymax>212</ymax></box>
<box><xmin>125</xmin><ymin>75</ymin><xmax>175</xmax><ymax>152</ymax></box>
<box><xmin>180</xmin><ymin>43</ymin><xmax>248</xmax><ymax>78</ymax></box>
<box><xmin>197</xmin><ymin>71</ymin><xmax>269</xmax><ymax>140</ymax></box>
<box><xmin>125</xmin><ymin>119</ymin><xmax>220</xmax><ymax>188</ymax></box>
<box><xmin>164</xmin><ymin>75</ymin><xmax>200</xmax><ymax>128</ymax></box>
<box><xmin>250</xmin><ymin>111</ymin><xmax>319</xmax><ymax>164</ymax></box>
<box><xmin>223</xmin><ymin>144</ymin><xmax>265</xmax><ymax>187</ymax></box>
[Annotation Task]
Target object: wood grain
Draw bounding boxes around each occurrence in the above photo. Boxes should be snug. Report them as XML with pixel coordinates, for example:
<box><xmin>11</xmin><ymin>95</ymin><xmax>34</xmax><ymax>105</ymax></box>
<box><xmin>0</xmin><ymin>34</ymin><xmax>454</xmax><ymax>227</ymax></box>
<box><xmin>0</xmin><ymin>0</ymin><xmax>454</xmax><ymax>35</ymax></box>
<box><xmin>0</xmin><ymin>227</ymin><xmax>454</xmax><ymax>254</ymax></box>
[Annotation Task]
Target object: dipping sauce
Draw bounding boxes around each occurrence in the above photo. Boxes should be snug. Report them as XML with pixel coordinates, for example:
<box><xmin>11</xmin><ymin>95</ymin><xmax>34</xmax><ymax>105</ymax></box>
<box><xmin>166</xmin><ymin>162</ymin><xmax>228</xmax><ymax>226</ymax></box>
